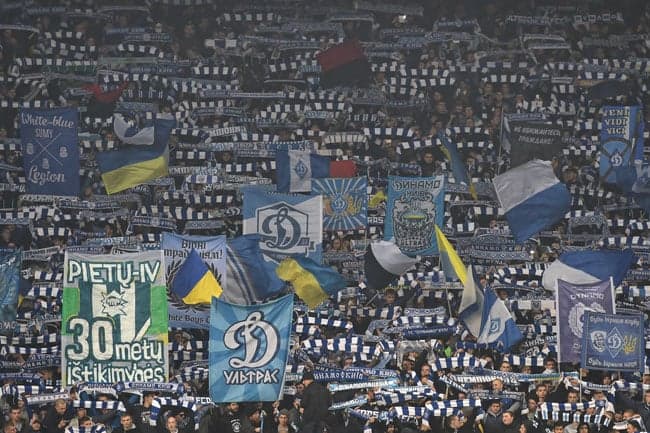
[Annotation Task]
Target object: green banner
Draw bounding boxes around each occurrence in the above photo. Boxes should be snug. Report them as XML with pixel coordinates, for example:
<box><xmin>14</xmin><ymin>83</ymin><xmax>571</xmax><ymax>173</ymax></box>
<box><xmin>62</xmin><ymin>251</ymin><xmax>168</xmax><ymax>386</ymax></box>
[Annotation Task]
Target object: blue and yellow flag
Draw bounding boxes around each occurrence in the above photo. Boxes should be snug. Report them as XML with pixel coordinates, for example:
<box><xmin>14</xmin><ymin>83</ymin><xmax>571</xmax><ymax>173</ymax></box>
<box><xmin>276</xmin><ymin>256</ymin><xmax>346</xmax><ymax>308</ymax></box>
<box><xmin>438</xmin><ymin>133</ymin><xmax>477</xmax><ymax>199</ymax></box>
<box><xmin>97</xmin><ymin>114</ymin><xmax>175</xmax><ymax>194</ymax></box>
<box><xmin>171</xmin><ymin>249</ymin><xmax>222</xmax><ymax>304</ymax></box>
<box><xmin>434</xmin><ymin>225</ymin><xmax>467</xmax><ymax>285</ymax></box>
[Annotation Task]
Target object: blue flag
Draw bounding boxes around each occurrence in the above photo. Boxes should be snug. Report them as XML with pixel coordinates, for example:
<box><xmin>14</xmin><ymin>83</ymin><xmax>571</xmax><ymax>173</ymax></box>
<box><xmin>459</xmin><ymin>265</ymin><xmax>522</xmax><ymax>352</ymax></box>
<box><xmin>311</xmin><ymin>177</ymin><xmax>367</xmax><ymax>231</ymax></box>
<box><xmin>600</xmin><ymin>105</ymin><xmax>644</xmax><ymax>183</ymax></box>
<box><xmin>209</xmin><ymin>294</ymin><xmax>294</xmax><ymax>402</ymax></box>
<box><xmin>581</xmin><ymin>312</ymin><xmax>644</xmax><ymax>373</ymax></box>
<box><xmin>0</xmin><ymin>250</ymin><xmax>21</xmax><ymax>323</ymax></box>
<box><xmin>384</xmin><ymin>175</ymin><xmax>445</xmax><ymax>256</ymax></box>
<box><xmin>20</xmin><ymin>107</ymin><xmax>79</xmax><ymax>196</ymax></box>
<box><xmin>242</xmin><ymin>186</ymin><xmax>323</xmax><ymax>262</ymax></box>
<box><xmin>556</xmin><ymin>279</ymin><xmax>615</xmax><ymax>363</ymax></box>
<box><xmin>224</xmin><ymin>234</ymin><xmax>285</xmax><ymax>305</ymax></box>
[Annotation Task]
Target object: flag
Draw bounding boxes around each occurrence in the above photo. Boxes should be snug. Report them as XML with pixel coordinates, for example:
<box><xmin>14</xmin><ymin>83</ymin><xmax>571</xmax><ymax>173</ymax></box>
<box><xmin>434</xmin><ymin>225</ymin><xmax>467</xmax><ymax>285</ymax></box>
<box><xmin>311</xmin><ymin>177</ymin><xmax>367</xmax><ymax>231</ymax></box>
<box><xmin>170</xmin><ymin>249</ymin><xmax>222</xmax><ymax>305</ymax></box>
<box><xmin>0</xmin><ymin>250</ymin><xmax>21</xmax><ymax>323</ymax></box>
<box><xmin>438</xmin><ymin>133</ymin><xmax>476</xmax><ymax>199</ymax></box>
<box><xmin>209</xmin><ymin>294</ymin><xmax>293</xmax><ymax>402</ymax></box>
<box><xmin>369</xmin><ymin>189</ymin><xmax>387</xmax><ymax>208</ymax></box>
<box><xmin>502</xmin><ymin>121</ymin><xmax>565</xmax><ymax>169</ymax></box>
<box><xmin>477</xmin><ymin>285</ymin><xmax>523</xmax><ymax>351</ymax></box>
<box><xmin>363</xmin><ymin>240</ymin><xmax>419</xmax><ymax>291</ymax></box>
<box><xmin>458</xmin><ymin>265</ymin><xmax>522</xmax><ymax>351</ymax></box>
<box><xmin>20</xmin><ymin>107</ymin><xmax>80</xmax><ymax>196</ymax></box>
<box><xmin>223</xmin><ymin>234</ymin><xmax>285</xmax><ymax>305</ymax></box>
<box><xmin>556</xmin><ymin>279</ymin><xmax>614</xmax><ymax>363</ymax></box>
<box><xmin>384</xmin><ymin>175</ymin><xmax>446</xmax><ymax>256</ymax></box>
<box><xmin>242</xmin><ymin>186</ymin><xmax>323</xmax><ymax>262</ymax></box>
<box><xmin>83</xmin><ymin>82</ymin><xmax>129</xmax><ymax>118</ymax></box>
<box><xmin>458</xmin><ymin>265</ymin><xmax>482</xmax><ymax>338</ymax></box>
<box><xmin>600</xmin><ymin>105</ymin><xmax>644</xmax><ymax>183</ymax></box>
<box><xmin>541</xmin><ymin>248</ymin><xmax>635</xmax><ymax>291</ymax></box>
<box><xmin>316</xmin><ymin>39</ymin><xmax>370</xmax><ymax>88</ymax></box>
<box><xmin>588</xmin><ymin>80</ymin><xmax>628</xmax><ymax>100</ymax></box>
<box><xmin>162</xmin><ymin>233</ymin><xmax>227</xmax><ymax>329</ymax></box>
<box><xmin>96</xmin><ymin>114</ymin><xmax>175</xmax><ymax>194</ymax></box>
<box><xmin>113</xmin><ymin>112</ymin><xmax>155</xmax><ymax>145</ymax></box>
<box><xmin>492</xmin><ymin>159</ymin><xmax>570</xmax><ymax>243</ymax></box>
<box><xmin>581</xmin><ymin>312</ymin><xmax>644</xmax><ymax>373</ymax></box>
<box><xmin>276</xmin><ymin>256</ymin><xmax>347</xmax><ymax>308</ymax></box>
<box><xmin>62</xmin><ymin>251</ymin><xmax>168</xmax><ymax>385</ymax></box>
<box><xmin>615</xmin><ymin>162</ymin><xmax>650</xmax><ymax>215</ymax></box>
<box><xmin>276</xmin><ymin>150</ymin><xmax>356</xmax><ymax>193</ymax></box>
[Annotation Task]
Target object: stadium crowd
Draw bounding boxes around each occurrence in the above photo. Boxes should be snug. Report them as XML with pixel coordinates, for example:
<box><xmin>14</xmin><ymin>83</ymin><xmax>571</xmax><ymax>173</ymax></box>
<box><xmin>1</xmin><ymin>0</ymin><xmax>650</xmax><ymax>432</ymax></box>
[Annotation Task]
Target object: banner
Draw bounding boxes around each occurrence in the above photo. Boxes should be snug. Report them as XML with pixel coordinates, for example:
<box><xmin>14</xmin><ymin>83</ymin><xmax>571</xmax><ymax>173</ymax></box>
<box><xmin>556</xmin><ymin>279</ymin><xmax>614</xmax><ymax>363</ymax></box>
<box><xmin>503</xmin><ymin>121</ymin><xmax>566</xmax><ymax>168</ymax></box>
<box><xmin>161</xmin><ymin>233</ymin><xmax>227</xmax><ymax>329</ymax></box>
<box><xmin>311</xmin><ymin>177</ymin><xmax>367</xmax><ymax>231</ymax></box>
<box><xmin>322</xmin><ymin>251</ymin><xmax>364</xmax><ymax>284</ymax></box>
<box><xmin>242</xmin><ymin>186</ymin><xmax>323</xmax><ymax>262</ymax></box>
<box><xmin>0</xmin><ymin>250</ymin><xmax>21</xmax><ymax>324</ymax></box>
<box><xmin>600</xmin><ymin>106</ymin><xmax>644</xmax><ymax>183</ymax></box>
<box><xmin>209</xmin><ymin>294</ymin><xmax>293</xmax><ymax>402</ymax></box>
<box><xmin>20</xmin><ymin>107</ymin><xmax>80</xmax><ymax>196</ymax></box>
<box><xmin>62</xmin><ymin>251</ymin><xmax>168</xmax><ymax>385</ymax></box>
<box><xmin>384</xmin><ymin>176</ymin><xmax>445</xmax><ymax>256</ymax></box>
<box><xmin>581</xmin><ymin>312</ymin><xmax>644</xmax><ymax>372</ymax></box>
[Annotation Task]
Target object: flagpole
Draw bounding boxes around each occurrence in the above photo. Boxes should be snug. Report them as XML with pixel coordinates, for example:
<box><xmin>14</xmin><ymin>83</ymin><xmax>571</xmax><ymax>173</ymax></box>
<box><xmin>497</xmin><ymin>109</ymin><xmax>505</xmax><ymax>176</ymax></box>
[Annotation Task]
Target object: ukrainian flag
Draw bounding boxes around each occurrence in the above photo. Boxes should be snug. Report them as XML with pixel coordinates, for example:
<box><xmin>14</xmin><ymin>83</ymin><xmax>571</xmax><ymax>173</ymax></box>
<box><xmin>276</xmin><ymin>256</ymin><xmax>346</xmax><ymax>308</ymax></box>
<box><xmin>171</xmin><ymin>249</ymin><xmax>222</xmax><ymax>304</ymax></box>
<box><xmin>434</xmin><ymin>225</ymin><xmax>467</xmax><ymax>285</ymax></box>
<box><xmin>97</xmin><ymin>115</ymin><xmax>175</xmax><ymax>194</ymax></box>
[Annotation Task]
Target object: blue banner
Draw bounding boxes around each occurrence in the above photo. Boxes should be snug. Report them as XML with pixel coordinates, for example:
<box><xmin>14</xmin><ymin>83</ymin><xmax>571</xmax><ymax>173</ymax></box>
<box><xmin>556</xmin><ymin>279</ymin><xmax>614</xmax><ymax>363</ymax></box>
<box><xmin>0</xmin><ymin>250</ymin><xmax>21</xmax><ymax>324</ymax></box>
<box><xmin>209</xmin><ymin>294</ymin><xmax>293</xmax><ymax>402</ymax></box>
<box><xmin>311</xmin><ymin>177</ymin><xmax>367</xmax><ymax>231</ymax></box>
<box><xmin>384</xmin><ymin>175</ymin><xmax>445</xmax><ymax>256</ymax></box>
<box><xmin>20</xmin><ymin>107</ymin><xmax>79</xmax><ymax>196</ymax></box>
<box><xmin>162</xmin><ymin>233</ymin><xmax>227</xmax><ymax>329</ymax></box>
<box><xmin>242</xmin><ymin>186</ymin><xmax>323</xmax><ymax>262</ymax></box>
<box><xmin>599</xmin><ymin>105</ymin><xmax>644</xmax><ymax>183</ymax></box>
<box><xmin>581</xmin><ymin>312</ymin><xmax>644</xmax><ymax>373</ymax></box>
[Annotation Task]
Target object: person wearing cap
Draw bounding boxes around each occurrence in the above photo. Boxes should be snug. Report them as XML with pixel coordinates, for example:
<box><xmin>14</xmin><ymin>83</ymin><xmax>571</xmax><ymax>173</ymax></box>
<box><xmin>300</xmin><ymin>371</ymin><xmax>330</xmax><ymax>433</ymax></box>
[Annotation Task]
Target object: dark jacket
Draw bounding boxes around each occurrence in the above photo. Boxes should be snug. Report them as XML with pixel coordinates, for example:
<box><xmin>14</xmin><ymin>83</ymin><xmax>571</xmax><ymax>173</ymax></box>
<box><xmin>301</xmin><ymin>381</ymin><xmax>330</xmax><ymax>423</ymax></box>
<box><xmin>44</xmin><ymin>405</ymin><xmax>74</xmax><ymax>433</ymax></box>
<box><xmin>219</xmin><ymin>411</ymin><xmax>248</xmax><ymax>433</ymax></box>
<box><xmin>481</xmin><ymin>411</ymin><xmax>504</xmax><ymax>433</ymax></box>
<box><xmin>616</xmin><ymin>392</ymin><xmax>650</xmax><ymax>431</ymax></box>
